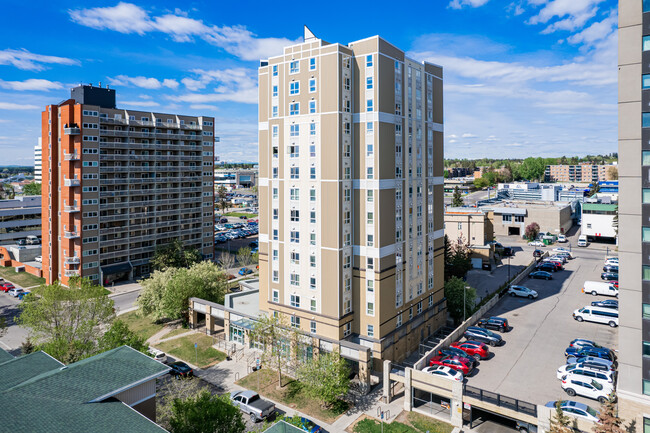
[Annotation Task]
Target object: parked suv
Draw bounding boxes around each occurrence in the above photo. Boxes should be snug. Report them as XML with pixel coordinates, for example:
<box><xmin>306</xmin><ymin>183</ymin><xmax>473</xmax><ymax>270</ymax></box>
<box><xmin>565</xmin><ymin>346</ymin><xmax>616</xmax><ymax>362</ymax></box>
<box><xmin>476</xmin><ymin>317</ymin><xmax>509</xmax><ymax>332</ymax></box>
<box><xmin>450</xmin><ymin>341</ymin><xmax>490</xmax><ymax>360</ymax></box>
<box><xmin>463</xmin><ymin>326</ymin><xmax>503</xmax><ymax>347</ymax></box>
<box><xmin>558</xmin><ymin>366</ymin><xmax>615</xmax><ymax>385</ymax></box>
<box><xmin>561</xmin><ymin>377</ymin><xmax>612</xmax><ymax>403</ymax></box>
<box><xmin>25</xmin><ymin>235</ymin><xmax>40</xmax><ymax>245</ymax></box>
<box><xmin>602</xmin><ymin>264</ymin><xmax>619</xmax><ymax>273</ymax></box>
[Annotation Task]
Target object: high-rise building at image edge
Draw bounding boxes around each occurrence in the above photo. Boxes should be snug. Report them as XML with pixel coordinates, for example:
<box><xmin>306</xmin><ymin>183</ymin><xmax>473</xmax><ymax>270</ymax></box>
<box><xmin>41</xmin><ymin>84</ymin><xmax>216</xmax><ymax>286</ymax></box>
<box><xmin>618</xmin><ymin>0</ymin><xmax>650</xmax><ymax>428</ymax></box>
<box><xmin>257</xmin><ymin>28</ymin><xmax>446</xmax><ymax>369</ymax></box>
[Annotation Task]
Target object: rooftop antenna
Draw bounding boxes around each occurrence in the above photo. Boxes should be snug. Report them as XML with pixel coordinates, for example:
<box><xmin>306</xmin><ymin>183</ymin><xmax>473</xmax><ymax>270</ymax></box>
<box><xmin>304</xmin><ymin>25</ymin><xmax>316</xmax><ymax>42</ymax></box>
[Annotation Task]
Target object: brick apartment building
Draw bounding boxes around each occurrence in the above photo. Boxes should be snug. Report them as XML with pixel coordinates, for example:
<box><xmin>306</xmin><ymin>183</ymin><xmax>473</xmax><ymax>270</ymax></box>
<box><xmin>544</xmin><ymin>163</ymin><xmax>616</xmax><ymax>183</ymax></box>
<box><xmin>41</xmin><ymin>84</ymin><xmax>215</xmax><ymax>286</ymax></box>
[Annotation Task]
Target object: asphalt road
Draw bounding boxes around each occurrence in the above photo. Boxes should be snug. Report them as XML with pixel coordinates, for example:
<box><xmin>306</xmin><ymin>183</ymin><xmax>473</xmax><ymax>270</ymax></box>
<box><xmin>112</xmin><ymin>290</ymin><xmax>141</xmax><ymax>315</ymax></box>
<box><xmin>444</xmin><ymin>189</ymin><xmax>491</xmax><ymax>206</ymax></box>
<box><xmin>0</xmin><ymin>293</ymin><xmax>27</xmax><ymax>353</ymax></box>
<box><xmin>464</xmin><ymin>245</ymin><xmax>618</xmax><ymax>410</ymax></box>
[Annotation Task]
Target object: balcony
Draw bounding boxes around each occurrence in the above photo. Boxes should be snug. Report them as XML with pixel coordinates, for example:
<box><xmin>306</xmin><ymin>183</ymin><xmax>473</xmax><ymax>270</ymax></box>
<box><xmin>64</xmin><ymin>270</ymin><xmax>80</xmax><ymax>277</ymax></box>
<box><xmin>64</xmin><ymin>204</ymin><xmax>80</xmax><ymax>213</ymax></box>
<box><xmin>64</xmin><ymin>256</ymin><xmax>80</xmax><ymax>265</ymax></box>
<box><xmin>64</xmin><ymin>152</ymin><xmax>80</xmax><ymax>161</ymax></box>
<box><xmin>64</xmin><ymin>231</ymin><xmax>80</xmax><ymax>239</ymax></box>
<box><xmin>64</xmin><ymin>177</ymin><xmax>80</xmax><ymax>187</ymax></box>
<box><xmin>64</xmin><ymin>125</ymin><xmax>81</xmax><ymax>135</ymax></box>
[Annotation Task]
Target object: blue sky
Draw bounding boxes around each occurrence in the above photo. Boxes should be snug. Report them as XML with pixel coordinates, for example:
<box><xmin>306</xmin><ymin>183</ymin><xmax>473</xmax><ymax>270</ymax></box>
<box><xmin>0</xmin><ymin>0</ymin><xmax>617</xmax><ymax>165</ymax></box>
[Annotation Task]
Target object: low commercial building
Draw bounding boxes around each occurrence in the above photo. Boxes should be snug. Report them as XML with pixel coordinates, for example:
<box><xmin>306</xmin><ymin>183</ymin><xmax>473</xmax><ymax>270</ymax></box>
<box><xmin>444</xmin><ymin>208</ymin><xmax>495</xmax><ymax>268</ymax></box>
<box><xmin>0</xmin><ymin>345</ymin><xmax>169</xmax><ymax>431</ymax></box>
<box><xmin>482</xmin><ymin>201</ymin><xmax>573</xmax><ymax>237</ymax></box>
<box><xmin>0</xmin><ymin>196</ymin><xmax>41</xmax><ymax>244</ymax></box>
<box><xmin>444</xmin><ymin>177</ymin><xmax>477</xmax><ymax>194</ymax></box>
<box><xmin>581</xmin><ymin>202</ymin><xmax>617</xmax><ymax>241</ymax></box>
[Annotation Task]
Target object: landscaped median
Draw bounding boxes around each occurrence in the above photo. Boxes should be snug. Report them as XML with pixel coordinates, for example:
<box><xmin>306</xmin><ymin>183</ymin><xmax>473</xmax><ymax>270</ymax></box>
<box><xmin>154</xmin><ymin>333</ymin><xmax>226</xmax><ymax>368</ymax></box>
<box><xmin>347</xmin><ymin>412</ymin><xmax>453</xmax><ymax>433</ymax></box>
<box><xmin>236</xmin><ymin>368</ymin><xmax>349</xmax><ymax>424</ymax></box>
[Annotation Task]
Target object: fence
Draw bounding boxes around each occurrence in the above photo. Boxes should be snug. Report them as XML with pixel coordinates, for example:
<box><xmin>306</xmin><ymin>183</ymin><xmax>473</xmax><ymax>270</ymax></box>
<box><xmin>463</xmin><ymin>385</ymin><xmax>537</xmax><ymax>417</ymax></box>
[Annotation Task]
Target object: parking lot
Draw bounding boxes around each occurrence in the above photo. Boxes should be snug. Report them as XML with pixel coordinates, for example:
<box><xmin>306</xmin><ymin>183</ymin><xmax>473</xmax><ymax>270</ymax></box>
<box><xmin>464</xmin><ymin>245</ymin><xmax>618</xmax><ymax>409</ymax></box>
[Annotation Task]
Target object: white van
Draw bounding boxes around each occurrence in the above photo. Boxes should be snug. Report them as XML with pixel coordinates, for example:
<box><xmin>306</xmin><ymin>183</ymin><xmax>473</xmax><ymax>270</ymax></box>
<box><xmin>573</xmin><ymin>306</ymin><xmax>619</xmax><ymax>327</ymax></box>
<box><xmin>582</xmin><ymin>281</ymin><xmax>618</xmax><ymax>298</ymax></box>
<box><xmin>577</xmin><ymin>235</ymin><xmax>588</xmax><ymax>247</ymax></box>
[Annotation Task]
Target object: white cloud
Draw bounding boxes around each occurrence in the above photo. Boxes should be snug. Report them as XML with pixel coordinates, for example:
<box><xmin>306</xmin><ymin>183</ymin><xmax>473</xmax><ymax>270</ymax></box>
<box><xmin>0</xmin><ymin>79</ymin><xmax>63</xmax><ymax>91</ymax></box>
<box><xmin>448</xmin><ymin>0</ymin><xmax>490</xmax><ymax>9</ymax></box>
<box><xmin>108</xmin><ymin>75</ymin><xmax>180</xmax><ymax>89</ymax></box>
<box><xmin>69</xmin><ymin>3</ymin><xmax>299</xmax><ymax>61</ymax></box>
<box><xmin>461</xmin><ymin>133</ymin><xmax>478</xmax><ymax>138</ymax></box>
<box><xmin>566</xmin><ymin>10</ymin><xmax>617</xmax><ymax>45</ymax></box>
<box><xmin>528</xmin><ymin>0</ymin><xmax>605</xmax><ymax>33</ymax></box>
<box><xmin>0</xmin><ymin>102</ymin><xmax>40</xmax><ymax>110</ymax></box>
<box><xmin>190</xmin><ymin>104</ymin><xmax>219</xmax><ymax>111</ymax></box>
<box><xmin>173</xmin><ymin>68</ymin><xmax>258</xmax><ymax>104</ymax></box>
<box><xmin>0</xmin><ymin>48</ymin><xmax>79</xmax><ymax>71</ymax></box>
<box><xmin>120</xmin><ymin>100</ymin><xmax>160</xmax><ymax>107</ymax></box>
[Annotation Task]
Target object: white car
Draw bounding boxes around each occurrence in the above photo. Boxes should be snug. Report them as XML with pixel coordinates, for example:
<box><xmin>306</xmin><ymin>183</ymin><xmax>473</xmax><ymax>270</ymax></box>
<box><xmin>507</xmin><ymin>285</ymin><xmax>538</xmax><ymax>299</ymax></box>
<box><xmin>561</xmin><ymin>376</ymin><xmax>612</xmax><ymax>403</ymax></box>
<box><xmin>8</xmin><ymin>288</ymin><xmax>25</xmax><ymax>297</ymax></box>
<box><xmin>544</xmin><ymin>401</ymin><xmax>599</xmax><ymax>422</ymax></box>
<box><xmin>557</xmin><ymin>235</ymin><xmax>567</xmax><ymax>243</ymax></box>
<box><xmin>421</xmin><ymin>365</ymin><xmax>464</xmax><ymax>382</ymax></box>
<box><xmin>547</xmin><ymin>255</ymin><xmax>567</xmax><ymax>264</ymax></box>
<box><xmin>528</xmin><ymin>241</ymin><xmax>545</xmax><ymax>247</ymax></box>
<box><xmin>149</xmin><ymin>347</ymin><xmax>168</xmax><ymax>364</ymax></box>
<box><xmin>34</xmin><ymin>256</ymin><xmax>42</xmax><ymax>263</ymax></box>
<box><xmin>604</xmin><ymin>259</ymin><xmax>618</xmax><ymax>267</ymax></box>
<box><xmin>557</xmin><ymin>366</ymin><xmax>615</xmax><ymax>385</ymax></box>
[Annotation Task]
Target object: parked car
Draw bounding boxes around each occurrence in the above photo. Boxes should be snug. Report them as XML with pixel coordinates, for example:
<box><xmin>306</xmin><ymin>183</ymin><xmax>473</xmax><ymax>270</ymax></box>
<box><xmin>603</xmin><ymin>264</ymin><xmax>618</xmax><ymax>272</ymax></box>
<box><xmin>536</xmin><ymin>262</ymin><xmax>558</xmax><ymax>272</ymax></box>
<box><xmin>543</xmin><ymin>401</ymin><xmax>599</xmax><ymax>422</ymax></box>
<box><xmin>15</xmin><ymin>239</ymin><xmax>26</xmax><ymax>246</ymax></box>
<box><xmin>421</xmin><ymin>365</ymin><xmax>464</xmax><ymax>382</ymax></box>
<box><xmin>17</xmin><ymin>290</ymin><xmax>30</xmax><ymax>300</ymax></box>
<box><xmin>297</xmin><ymin>417</ymin><xmax>322</xmax><ymax>433</ymax></box>
<box><xmin>600</xmin><ymin>272</ymin><xmax>618</xmax><ymax>281</ymax></box>
<box><xmin>555</xmin><ymin>251</ymin><xmax>573</xmax><ymax>260</ymax></box>
<box><xmin>475</xmin><ymin>316</ymin><xmax>509</xmax><ymax>332</ymax></box>
<box><xmin>230</xmin><ymin>390</ymin><xmax>276</xmax><ymax>422</ymax></box>
<box><xmin>565</xmin><ymin>356</ymin><xmax>615</xmax><ymax>371</ymax></box>
<box><xmin>219</xmin><ymin>218</ymin><xmax>228</xmax><ymax>223</ymax></box>
<box><xmin>149</xmin><ymin>347</ymin><xmax>168</xmax><ymax>364</ymax></box>
<box><xmin>568</xmin><ymin>338</ymin><xmax>604</xmax><ymax>351</ymax></box>
<box><xmin>557</xmin><ymin>366</ymin><xmax>615</xmax><ymax>385</ymax></box>
<box><xmin>34</xmin><ymin>255</ymin><xmax>42</xmax><ymax>263</ymax></box>
<box><xmin>436</xmin><ymin>347</ymin><xmax>477</xmax><ymax>368</ymax></box>
<box><xmin>0</xmin><ymin>282</ymin><xmax>15</xmax><ymax>293</ymax></box>
<box><xmin>8</xmin><ymin>288</ymin><xmax>25</xmax><ymax>297</ymax></box>
<box><xmin>528</xmin><ymin>270</ymin><xmax>553</xmax><ymax>280</ymax></box>
<box><xmin>577</xmin><ymin>235</ymin><xmax>589</xmax><ymax>247</ymax></box>
<box><xmin>463</xmin><ymin>326</ymin><xmax>503</xmax><ymax>347</ymax></box>
<box><xmin>553</xmin><ymin>247</ymin><xmax>571</xmax><ymax>253</ymax></box>
<box><xmin>168</xmin><ymin>361</ymin><xmax>193</xmax><ymax>378</ymax></box>
<box><xmin>507</xmin><ymin>285</ymin><xmax>538</xmax><ymax>299</ymax></box>
<box><xmin>25</xmin><ymin>235</ymin><xmax>40</xmax><ymax>245</ymax></box>
<box><xmin>604</xmin><ymin>257</ymin><xmax>618</xmax><ymax>266</ymax></box>
<box><xmin>428</xmin><ymin>355</ymin><xmax>473</xmax><ymax>375</ymax></box>
<box><xmin>238</xmin><ymin>267</ymin><xmax>253</xmax><ymax>276</ymax></box>
<box><xmin>541</xmin><ymin>260</ymin><xmax>563</xmax><ymax>270</ymax></box>
<box><xmin>573</xmin><ymin>306</ymin><xmax>618</xmax><ymax>328</ymax></box>
<box><xmin>548</xmin><ymin>255</ymin><xmax>567</xmax><ymax>264</ymax></box>
<box><xmin>591</xmin><ymin>299</ymin><xmax>618</xmax><ymax>309</ymax></box>
<box><xmin>528</xmin><ymin>241</ymin><xmax>545</xmax><ymax>247</ymax></box>
<box><xmin>583</xmin><ymin>281</ymin><xmax>618</xmax><ymax>298</ymax></box>
<box><xmin>533</xmin><ymin>249</ymin><xmax>544</xmax><ymax>258</ymax></box>
<box><xmin>451</xmin><ymin>341</ymin><xmax>490</xmax><ymax>360</ymax></box>
<box><xmin>557</xmin><ymin>235</ymin><xmax>568</xmax><ymax>243</ymax></box>
<box><xmin>565</xmin><ymin>345</ymin><xmax>615</xmax><ymax>362</ymax></box>
<box><xmin>561</xmin><ymin>377</ymin><xmax>612</xmax><ymax>403</ymax></box>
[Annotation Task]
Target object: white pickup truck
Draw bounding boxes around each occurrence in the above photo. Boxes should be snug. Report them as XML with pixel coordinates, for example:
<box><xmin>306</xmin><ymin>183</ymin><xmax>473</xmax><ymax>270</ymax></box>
<box><xmin>230</xmin><ymin>390</ymin><xmax>276</xmax><ymax>422</ymax></box>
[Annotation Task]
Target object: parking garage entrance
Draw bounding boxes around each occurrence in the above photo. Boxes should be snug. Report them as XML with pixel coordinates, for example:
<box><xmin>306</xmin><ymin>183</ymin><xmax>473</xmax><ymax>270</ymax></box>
<box><xmin>508</xmin><ymin>227</ymin><xmax>520</xmax><ymax>236</ymax></box>
<box><xmin>412</xmin><ymin>388</ymin><xmax>451</xmax><ymax>421</ymax></box>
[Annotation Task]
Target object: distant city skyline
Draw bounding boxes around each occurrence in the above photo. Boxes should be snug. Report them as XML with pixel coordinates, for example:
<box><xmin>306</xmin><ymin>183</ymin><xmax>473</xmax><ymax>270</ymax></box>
<box><xmin>0</xmin><ymin>0</ymin><xmax>617</xmax><ymax>164</ymax></box>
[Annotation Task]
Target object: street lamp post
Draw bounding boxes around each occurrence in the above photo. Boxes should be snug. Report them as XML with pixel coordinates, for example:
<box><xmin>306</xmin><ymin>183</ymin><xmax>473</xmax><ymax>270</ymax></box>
<box><xmin>508</xmin><ymin>255</ymin><xmax>511</xmax><ymax>283</ymax></box>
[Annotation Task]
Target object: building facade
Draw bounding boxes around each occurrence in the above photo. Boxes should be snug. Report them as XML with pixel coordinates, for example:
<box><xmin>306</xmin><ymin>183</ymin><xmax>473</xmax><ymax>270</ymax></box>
<box><xmin>34</xmin><ymin>138</ymin><xmax>42</xmax><ymax>183</ymax></box>
<box><xmin>0</xmin><ymin>196</ymin><xmax>41</xmax><ymax>243</ymax></box>
<box><xmin>544</xmin><ymin>163</ymin><xmax>615</xmax><ymax>183</ymax></box>
<box><xmin>484</xmin><ymin>202</ymin><xmax>573</xmax><ymax>237</ymax></box>
<box><xmin>41</xmin><ymin>85</ymin><xmax>215</xmax><ymax>286</ymax></box>
<box><xmin>618</xmin><ymin>0</ymin><xmax>650</xmax><ymax>427</ymax></box>
<box><xmin>580</xmin><ymin>202</ymin><xmax>618</xmax><ymax>240</ymax></box>
<box><xmin>257</xmin><ymin>30</ymin><xmax>446</xmax><ymax>368</ymax></box>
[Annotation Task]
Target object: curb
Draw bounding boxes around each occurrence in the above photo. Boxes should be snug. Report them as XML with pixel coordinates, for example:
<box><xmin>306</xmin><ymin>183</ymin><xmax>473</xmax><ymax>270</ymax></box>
<box><xmin>108</xmin><ymin>287</ymin><xmax>142</xmax><ymax>297</ymax></box>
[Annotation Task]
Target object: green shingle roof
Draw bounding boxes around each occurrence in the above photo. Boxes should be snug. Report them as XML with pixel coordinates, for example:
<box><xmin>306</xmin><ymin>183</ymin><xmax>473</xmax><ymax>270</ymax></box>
<box><xmin>0</xmin><ymin>345</ymin><xmax>170</xmax><ymax>432</ymax></box>
<box><xmin>0</xmin><ymin>350</ymin><xmax>62</xmax><ymax>391</ymax></box>
<box><xmin>0</xmin><ymin>347</ymin><xmax>14</xmax><ymax>364</ymax></box>
<box><xmin>263</xmin><ymin>421</ymin><xmax>306</xmax><ymax>433</ymax></box>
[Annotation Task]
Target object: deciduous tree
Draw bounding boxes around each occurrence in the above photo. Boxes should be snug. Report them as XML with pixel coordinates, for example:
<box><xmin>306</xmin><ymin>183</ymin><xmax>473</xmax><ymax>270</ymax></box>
<box><xmin>98</xmin><ymin>319</ymin><xmax>148</xmax><ymax>354</ymax></box>
<box><xmin>237</xmin><ymin>247</ymin><xmax>252</xmax><ymax>268</ymax></box>
<box><xmin>168</xmin><ymin>389</ymin><xmax>245</xmax><ymax>433</ymax></box>
<box><xmin>296</xmin><ymin>351</ymin><xmax>351</xmax><ymax>408</ymax></box>
<box><xmin>525</xmin><ymin>222</ymin><xmax>540</xmax><ymax>241</ymax></box>
<box><xmin>445</xmin><ymin>237</ymin><xmax>473</xmax><ymax>280</ymax></box>
<box><xmin>18</xmin><ymin>277</ymin><xmax>115</xmax><ymax>363</ymax></box>
<box><xmin>218</xmin><ymin>252</ymin><xmax>235</xmax><ymax>272</ymax></box>
<box><xmin>444</xmin><ymin>277</ymin><xmax>476</xmax><ymax>324</ymax></box>
<box><xmin>151</xmin><ymin>239</ymin><xmax>202</xmax><ymax>271</ymax></box>
<box><xmin>217</xmin><ymin>185</ymin><xmax>228</xmax><ymax>215</ymax></box>
<box><xmin>22</xmin><ymin>182</ymin><xmax>41</xmax><ymax>196</ymax></box>
<box><xmin>250</xmin><ymin>313</ymin><xmax>299</xmax><ymax>387</ymax></box>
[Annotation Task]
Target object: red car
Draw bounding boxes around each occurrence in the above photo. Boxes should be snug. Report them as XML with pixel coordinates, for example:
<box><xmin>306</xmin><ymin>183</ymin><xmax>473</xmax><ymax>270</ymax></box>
<box><xmin>451</xmin><ymin>341</ymin><xmax>490</xmax><ymax>360</ymax></box>
<box><xmin>0</xmin><ymin>283</ymin><xmax>15</xmax><ymax>292</ymax></box>
<box><xmin>611</xmin><ymin>281</ymin><xmax>619</xmax><ymax>289</ymax></box>
<box><xmin>429</xmin><ymin>355</ymin><xmax>473</xmax><ymax>375</ymax></box>
<box><xmin>544</xmin><ymin>260</ymin><xmax>564</xmax><ymax>270</ymax></box>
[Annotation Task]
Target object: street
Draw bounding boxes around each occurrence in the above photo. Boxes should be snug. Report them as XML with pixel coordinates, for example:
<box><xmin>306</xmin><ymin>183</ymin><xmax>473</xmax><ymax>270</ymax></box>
<box><xmin>444</xmin><ymin>189</ymin><xmax>491</xmax><ymax>206</ymax></box>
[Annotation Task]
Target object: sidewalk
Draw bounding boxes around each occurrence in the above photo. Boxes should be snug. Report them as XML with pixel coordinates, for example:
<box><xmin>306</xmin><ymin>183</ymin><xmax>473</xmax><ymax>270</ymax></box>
<box><xmin>107</xmin><ymin>281</ymin><xmax>142</xmax><ymax>296</ymax></box>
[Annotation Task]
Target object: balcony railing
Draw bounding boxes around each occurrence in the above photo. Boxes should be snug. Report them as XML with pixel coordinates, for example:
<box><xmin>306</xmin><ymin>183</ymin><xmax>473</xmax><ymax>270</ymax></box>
<box><xmin>64</xmin><ymin>270</ymin><xmax>80</xmax><ymax>277</ymax></box>
<box><xmin>64</xmin><ymin>204</ymin><xmax>80</xmax><ymax>213</ymax></box>
<box><xmin>64</xmin><ymin>256</ymin><xmax>80</xmax><ymax>265</ymax></box>
<box><xmin>64</xmin><ymin>126</ymin><xmax>81</xmax><ymax>135</ymax></box>
<box><xmin>64</xmin><ymin>152</ymin><xmax>80</xmax><ymax>161</ymax></box>
<box><xmin>64</xmin><ymin>231</ymin><xmax>80</xmax><ymax>239</ymax></box>
<box><xmin>64</xmin><ymin>178</ymin><xmax>80</xmax><ymax>187</ymax></box>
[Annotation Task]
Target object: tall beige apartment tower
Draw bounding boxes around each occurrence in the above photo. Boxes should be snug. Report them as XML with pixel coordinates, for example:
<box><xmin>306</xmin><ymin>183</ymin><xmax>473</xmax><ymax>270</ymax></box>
<box><xmin>618</xmin><ymin>0</ymin><xmax>650</xmax><ymax>427</ymax></box>
<box><xmin>42</xmin><ymin>85</ymin><xmax>215</xmax><ymax>286</ymax></box>
<box><xmin>257</xmin><ymin>29</ymin><xmax>446</xmax><ymax>369</ymax></box>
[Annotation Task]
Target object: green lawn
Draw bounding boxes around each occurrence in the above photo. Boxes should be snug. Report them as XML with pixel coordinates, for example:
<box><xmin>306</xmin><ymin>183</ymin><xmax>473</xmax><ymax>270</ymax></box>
<box><xmin>237</xmin><ymin>369</ymin><xmax>349</xmax><ymax>424</ymax></box>
<box><xmin>0</xmin><ymin>267</ymin><xmax>45</xmax><ymax>288</ymax></box>
<box><xmin>223</xmin><ymin>212</ymin><xmax>258</xmax><ymax>218</ymax></box>
<box><xmin>161</xmin><ymin>327</ymin><xmax>191</xmax><ymax>339</ymax></box>
<box><xmin>154</xmin><ymin>333</ymin><xmax>226</xmax><ymax>368</ymax></box>
<box><xmin>353</xmin><ymin>413</ymin><xmax>453</xmax><ymax>433</ymax></box>
<box><xmin>119</xmin><ymin>311</ymin><xmax>165</xmax><ymax>341</ymax></box>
